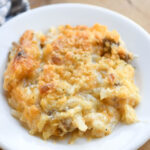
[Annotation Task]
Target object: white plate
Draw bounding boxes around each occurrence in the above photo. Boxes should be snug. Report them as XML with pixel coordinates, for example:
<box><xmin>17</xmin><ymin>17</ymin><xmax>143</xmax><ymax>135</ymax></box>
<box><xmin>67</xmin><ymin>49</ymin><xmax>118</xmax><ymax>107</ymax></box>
<box><xmin>0</xmin><ymin>3</ymin><xmax>150</xmax><ymax>150</ymax></box>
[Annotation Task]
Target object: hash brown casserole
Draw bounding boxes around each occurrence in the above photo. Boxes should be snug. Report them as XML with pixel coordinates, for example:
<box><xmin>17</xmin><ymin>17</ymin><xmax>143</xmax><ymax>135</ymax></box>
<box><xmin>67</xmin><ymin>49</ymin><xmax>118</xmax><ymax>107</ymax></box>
<box><xmin>3</xmin><ymin>24</ymin><xmax>140</xmax><ymax>142</ymax></box>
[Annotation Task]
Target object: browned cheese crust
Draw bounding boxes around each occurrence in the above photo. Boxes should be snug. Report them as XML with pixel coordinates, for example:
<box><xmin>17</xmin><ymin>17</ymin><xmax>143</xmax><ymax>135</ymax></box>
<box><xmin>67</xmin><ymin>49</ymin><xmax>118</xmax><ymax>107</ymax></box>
<box><xmin>3</xmin><ymin>24</ymin><xmax>140</xmax><ymax>142</ymax></box>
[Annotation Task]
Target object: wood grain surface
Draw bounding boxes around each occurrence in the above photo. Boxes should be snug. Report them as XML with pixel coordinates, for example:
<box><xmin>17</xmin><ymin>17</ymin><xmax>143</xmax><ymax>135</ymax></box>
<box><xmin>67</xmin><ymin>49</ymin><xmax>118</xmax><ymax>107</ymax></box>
<box><xmin>1</xmin><ymin>1</ymin><xmax>149</xmax><ymax>150</ymax></box>
<box><xmin>28</xmin><ymin>1</ymin><xmax>150</xmax><ymax>149</ymax></box>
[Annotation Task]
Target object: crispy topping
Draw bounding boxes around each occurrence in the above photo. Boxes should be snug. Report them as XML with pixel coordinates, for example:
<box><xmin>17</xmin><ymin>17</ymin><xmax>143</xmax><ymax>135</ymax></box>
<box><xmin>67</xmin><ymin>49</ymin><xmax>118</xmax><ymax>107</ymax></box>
<box><xmin>40</xmin><ymin>83</ymin><xmax>54</xmax><ymax>94</ymax></box>
<box><xmin>3</xmin><ymin>24</ymin><xmax>140</xmax><ymax>142</ymax></box>
<box><xmin>52</xmin><ymin>55</ymin><xmax>62</xmax><ymax>65</ymax></box>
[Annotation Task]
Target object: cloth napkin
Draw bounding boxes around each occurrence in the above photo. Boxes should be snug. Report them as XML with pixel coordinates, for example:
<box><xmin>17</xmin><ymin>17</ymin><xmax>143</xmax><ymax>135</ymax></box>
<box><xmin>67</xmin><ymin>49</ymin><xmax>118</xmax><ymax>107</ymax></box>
<box><xmin>0</xmin><ymin>0</ymin><xmax>29</xmax><ymax>25</ymax></box>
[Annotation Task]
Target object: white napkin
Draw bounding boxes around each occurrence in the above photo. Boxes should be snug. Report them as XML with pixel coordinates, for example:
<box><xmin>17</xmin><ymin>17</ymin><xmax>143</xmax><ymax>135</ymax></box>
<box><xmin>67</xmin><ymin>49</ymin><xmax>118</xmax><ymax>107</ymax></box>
<box><xmin>0</xmin><ymin>0</ymin><xmax>29</xmax><ymax>25</ymax></box>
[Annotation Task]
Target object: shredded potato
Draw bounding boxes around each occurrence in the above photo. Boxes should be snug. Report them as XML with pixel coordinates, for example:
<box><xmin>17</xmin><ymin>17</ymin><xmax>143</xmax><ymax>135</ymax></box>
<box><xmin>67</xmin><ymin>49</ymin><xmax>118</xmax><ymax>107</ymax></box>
<box><xmin>3</xmin><ymin>24</ymin><xmax>140</xmax><ymax>143</ymax></box>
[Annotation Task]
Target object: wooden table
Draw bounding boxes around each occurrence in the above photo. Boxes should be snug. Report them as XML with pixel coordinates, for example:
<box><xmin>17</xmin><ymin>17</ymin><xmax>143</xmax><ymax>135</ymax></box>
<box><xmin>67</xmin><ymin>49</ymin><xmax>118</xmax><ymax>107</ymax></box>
<box><xmin>29</xmin><ymin>0</ymin><xmax>149</xmax><ymax>150</ymax></box>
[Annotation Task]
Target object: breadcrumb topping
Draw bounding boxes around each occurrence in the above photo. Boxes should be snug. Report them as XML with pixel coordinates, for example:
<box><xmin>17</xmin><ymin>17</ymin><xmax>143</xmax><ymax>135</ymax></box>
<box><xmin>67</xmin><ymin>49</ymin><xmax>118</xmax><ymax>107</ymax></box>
<box><xmin>3</xmin><ymin>24</ymin><xmax>140</xmax><ymax>143</ymax></box>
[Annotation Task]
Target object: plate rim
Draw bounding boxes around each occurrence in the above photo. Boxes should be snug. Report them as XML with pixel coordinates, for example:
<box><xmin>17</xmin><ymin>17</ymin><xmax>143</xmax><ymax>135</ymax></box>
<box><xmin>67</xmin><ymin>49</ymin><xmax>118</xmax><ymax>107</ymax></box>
<box><xmin>0</xmin><ymin>3</ymin><xmax>150</xmax><ymax>150</ymax></box>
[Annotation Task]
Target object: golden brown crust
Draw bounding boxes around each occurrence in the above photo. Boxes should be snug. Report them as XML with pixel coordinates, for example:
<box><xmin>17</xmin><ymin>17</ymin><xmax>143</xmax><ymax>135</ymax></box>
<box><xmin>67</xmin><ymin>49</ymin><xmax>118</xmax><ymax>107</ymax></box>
<box><xmin>3</xmin><ymin>24</ymin><xmax>140</xmax><ymax>142</ymax></box>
